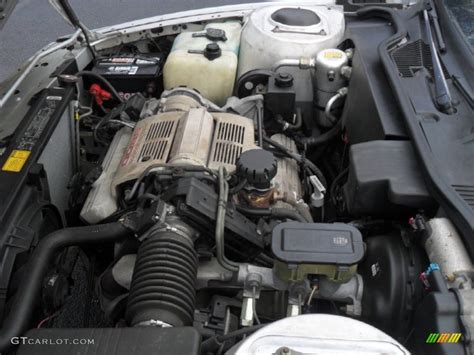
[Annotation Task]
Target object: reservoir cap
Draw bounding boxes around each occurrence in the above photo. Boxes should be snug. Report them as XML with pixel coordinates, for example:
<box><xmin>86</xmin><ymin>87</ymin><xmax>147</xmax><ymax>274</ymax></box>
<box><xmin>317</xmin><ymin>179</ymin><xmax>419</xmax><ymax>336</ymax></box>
<box><xmin>237</xmin><ymin>149</ymin><xmax>277</xmax><ymax>189</ymax></box>
<box><xmin>204</xmin><ymin>43</ymin><xmax>222</xmax><ymax>60</ymax></box>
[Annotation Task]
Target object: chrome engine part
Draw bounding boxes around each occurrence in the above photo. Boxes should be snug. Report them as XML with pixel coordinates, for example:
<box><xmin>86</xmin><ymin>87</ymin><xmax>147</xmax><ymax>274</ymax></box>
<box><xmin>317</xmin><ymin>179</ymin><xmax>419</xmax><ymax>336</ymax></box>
<box><xmin>313</xmin><ymin>48</ymin><xmax>349</xmax><ymax>127</ymax></box>
<box><xmin>312</xmin><ymin>48</ymin><xmax>349</xmax><ymax>108</ymax></box>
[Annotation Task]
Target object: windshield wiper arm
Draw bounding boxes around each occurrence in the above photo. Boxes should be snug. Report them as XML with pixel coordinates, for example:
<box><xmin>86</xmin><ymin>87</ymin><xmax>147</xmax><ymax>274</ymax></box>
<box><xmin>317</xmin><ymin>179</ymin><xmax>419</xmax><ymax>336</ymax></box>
<box><xmin>425</xmin><ymin>0</ymin><xmax>446</xmax><ymax>52</ymax></box>
<box><xmin>422</xmin><ymin>7</ymin><xmax>454</xmax><ymax>114</ymax></box>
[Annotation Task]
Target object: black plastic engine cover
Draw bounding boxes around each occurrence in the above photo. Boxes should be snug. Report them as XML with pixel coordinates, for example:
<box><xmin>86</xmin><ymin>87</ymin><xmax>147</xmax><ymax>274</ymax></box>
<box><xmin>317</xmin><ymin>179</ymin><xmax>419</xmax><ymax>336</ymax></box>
<box><xmin>16</xmin><ymin>327</ymin><xmax>200</xmax><ymax>355</ymax></box>
<box><xmin>343</xmin><ymin>140</ymin><xmax>436</xmax><ymax>216</ymax></box>
<box><xmin>271</xmin><ymin>222</ymin><xmax>364</xmax><ymax>265</ymax></box>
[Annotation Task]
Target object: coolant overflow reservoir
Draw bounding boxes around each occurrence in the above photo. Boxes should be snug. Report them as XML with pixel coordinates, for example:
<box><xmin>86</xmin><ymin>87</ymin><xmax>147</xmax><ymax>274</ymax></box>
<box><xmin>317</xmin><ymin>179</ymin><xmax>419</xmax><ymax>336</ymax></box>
<box><xmin>163</xmin><ymin>21</ymin><xmax>242</xmax><ymax>106</ymax></box>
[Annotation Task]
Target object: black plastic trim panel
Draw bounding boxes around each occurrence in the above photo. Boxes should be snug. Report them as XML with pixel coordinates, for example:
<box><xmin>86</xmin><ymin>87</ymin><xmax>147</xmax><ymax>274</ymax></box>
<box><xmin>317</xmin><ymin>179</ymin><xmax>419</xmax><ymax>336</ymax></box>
<box><xmin>357</xmin><ymin>6</ymin><xmax>474</xmax><ymax>255</ymax></box>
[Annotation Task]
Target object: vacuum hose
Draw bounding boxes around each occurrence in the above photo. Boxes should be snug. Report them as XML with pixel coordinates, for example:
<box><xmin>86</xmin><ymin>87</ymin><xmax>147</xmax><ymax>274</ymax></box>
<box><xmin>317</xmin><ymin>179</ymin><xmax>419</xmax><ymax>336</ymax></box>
<box><xmin>126</xmin><ymin>229</ymin><xmax>198</xmax><ymax>327</ymax></box>
<box><xmin>0</xmin><ymin>223</ymin><xmax>131</xmax><ymax>354</ymax></box>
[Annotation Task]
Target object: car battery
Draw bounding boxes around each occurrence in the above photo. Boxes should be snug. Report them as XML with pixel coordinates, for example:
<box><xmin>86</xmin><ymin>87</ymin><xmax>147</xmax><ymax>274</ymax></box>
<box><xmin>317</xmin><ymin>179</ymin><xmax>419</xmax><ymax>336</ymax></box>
<box><xmin>92</xmin><ymin>54</ymin><xmax>165</xmax><ymax>100</ymax></box>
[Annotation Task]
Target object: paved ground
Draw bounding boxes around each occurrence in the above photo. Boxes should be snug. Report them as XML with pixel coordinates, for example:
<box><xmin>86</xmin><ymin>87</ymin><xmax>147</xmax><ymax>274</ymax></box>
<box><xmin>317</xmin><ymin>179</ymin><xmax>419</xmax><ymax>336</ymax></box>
<box><xmin>0</xmin><ymin>0</ymin><xmax>259</xmax><ymax>81</ymax></box>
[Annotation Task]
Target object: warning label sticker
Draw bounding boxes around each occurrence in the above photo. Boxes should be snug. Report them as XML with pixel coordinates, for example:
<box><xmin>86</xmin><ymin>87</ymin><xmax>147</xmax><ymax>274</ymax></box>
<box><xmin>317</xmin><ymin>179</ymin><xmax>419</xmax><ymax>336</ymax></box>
<box><xmin>2</xmin><ymin>150</ymin><xmax>31</xmax><ymax>172</ymax></box>
<box><xmin>323</xmin><ymin>50</ymin><xmax>343</xmax><ymax>59</ymax></box>
<box><xmin>1</xmin><ymin>94</ymin><xmax>62</xmax><ymax>173</ymax></box>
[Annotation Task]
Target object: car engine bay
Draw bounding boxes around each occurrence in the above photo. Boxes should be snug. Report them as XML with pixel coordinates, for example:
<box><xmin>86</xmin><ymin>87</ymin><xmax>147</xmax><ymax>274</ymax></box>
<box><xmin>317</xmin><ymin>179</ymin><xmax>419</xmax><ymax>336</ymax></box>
<box><xmin>0</xmin><ymin>2</ymin><xmax>473</xmax><ymax>355</ymax></box>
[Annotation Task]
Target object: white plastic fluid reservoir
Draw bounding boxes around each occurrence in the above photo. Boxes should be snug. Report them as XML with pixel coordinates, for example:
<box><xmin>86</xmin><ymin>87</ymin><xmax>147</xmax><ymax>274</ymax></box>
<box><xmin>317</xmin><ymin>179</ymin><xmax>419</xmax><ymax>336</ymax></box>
<box><xmin>163</xmin><ymin>21</ymin><xmax>242</xmax><ymax>106</ymax></box>
<box><xmin>238</xmin><ymin>6</ymin><xmax>344</xmax><ymax>102</ymax></box>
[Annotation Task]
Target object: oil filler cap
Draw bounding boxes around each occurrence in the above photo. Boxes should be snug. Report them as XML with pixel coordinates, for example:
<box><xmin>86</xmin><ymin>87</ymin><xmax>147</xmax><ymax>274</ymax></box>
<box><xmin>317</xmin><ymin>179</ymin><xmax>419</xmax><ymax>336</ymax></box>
<box><xmin>236</xmin><ymin>149</ymin><xmax>277</xmax><ymax>189</ymax></box>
